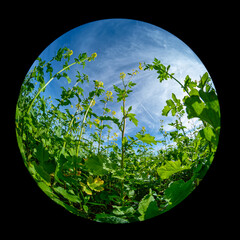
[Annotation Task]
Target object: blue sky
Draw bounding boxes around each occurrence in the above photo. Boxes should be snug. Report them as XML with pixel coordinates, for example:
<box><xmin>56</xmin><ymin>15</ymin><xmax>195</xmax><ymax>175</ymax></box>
<box><xmin>29</xmin><ymin>19</ymin><xmax>209</xmax><ymax>151</ymax></box>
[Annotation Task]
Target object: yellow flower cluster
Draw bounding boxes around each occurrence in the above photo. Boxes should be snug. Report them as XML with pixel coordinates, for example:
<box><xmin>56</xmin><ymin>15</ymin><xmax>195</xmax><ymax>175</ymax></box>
<box><xmin>94</xmin><ymin>119</ymin><xmax>100</xmax><ymax>124</ymax></box>
<box><xmin>76</xmin><ymin>103</ymin><xmax>83</xmax><ymax>111</ymax></box>
<box><xmin>106</xmin><ymin>91</ymin><xmax>113</xmax><ymax>98</ymax></box>
<box><xmin>95</xmin><ymin>80</ymin><xmax>104</xmax><ymax>88</ymax></box>
<box><xmin>139</xmin><ymin>62</ymin><xmax>143</xmax><ymax>70</ymax></box>
<box><xmin>68</xmin><ymin>50</ymin><xmax>73</xmax><ymax>56</ymax></box>
<box><xmin>120</xmin><ymin>72</ymin><xmax>126</xmax><ymax>80</ymax></box>
<box><xmin>88</xmin><ymin>52</ymin><xmax>97</xmax><ymax>61</ymax></box>
<box><xmin>91</xmin><ymin>52</ymin><xmax>97</xmax><ymax>59</ymax></box>
<box><xmin>105</xmin><ymin>91</ymin><xmax>113</xmax><ymax>101</ymax></box>
<box><xmin>91</xmin><ymin>99</ymin><xmax>96</xmax><ymax>106</ymax></box>
<box><xmin>111</xmin><ymin>133</ymin><xmax>118</xmax><ymax>141</ymax></box>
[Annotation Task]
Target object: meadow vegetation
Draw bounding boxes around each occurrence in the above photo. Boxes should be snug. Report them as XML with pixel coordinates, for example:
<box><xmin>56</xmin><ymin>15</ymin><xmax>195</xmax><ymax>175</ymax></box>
<box><xmin>16</xmin><ymin>48</ymin><xmax>220</xmax><ymax>223</ymax></box>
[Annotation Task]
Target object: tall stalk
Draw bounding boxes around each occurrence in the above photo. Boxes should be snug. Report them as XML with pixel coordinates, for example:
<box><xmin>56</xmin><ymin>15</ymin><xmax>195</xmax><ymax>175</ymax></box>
<box><xmin>26</xmin><ymin>51</ymin><xmax>96</xmax><ymax>115</ymax></box>
<box><xmin>76</xmin><ymin>96</ymin><xmax>96</xmax><ymax>157</ymax></box>
<box><xmin>98</xmin><ymin>101</ymin><xmax>107</xmax><ymax>153</ymax></box>
<box><xmin>121</xmin><ymin>99</ymin><xmax>126</xmax><ymax>169</ymax></box>
<box><xmin>27</xmin><ymin>61</ymin><xmax>78</xmax><ymax>115</ymax></box>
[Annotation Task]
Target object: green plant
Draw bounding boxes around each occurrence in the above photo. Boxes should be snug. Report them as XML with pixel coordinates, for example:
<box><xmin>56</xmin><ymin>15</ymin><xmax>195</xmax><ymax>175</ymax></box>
<box><xmin>16</xmin><ymin>49</ymin><xmax>220</xmax><ymax>223</ymax></box>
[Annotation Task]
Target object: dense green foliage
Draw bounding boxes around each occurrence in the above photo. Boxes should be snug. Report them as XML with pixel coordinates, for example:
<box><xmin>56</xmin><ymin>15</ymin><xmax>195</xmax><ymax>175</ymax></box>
<box><xmin>16</xmin><ymin>48</ymin><xmax>220</xmax><ymax>223</ymax></box>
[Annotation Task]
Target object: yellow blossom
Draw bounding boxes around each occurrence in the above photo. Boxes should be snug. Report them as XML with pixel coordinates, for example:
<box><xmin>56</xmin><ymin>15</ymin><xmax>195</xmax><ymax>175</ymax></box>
<box><xmin>112</xmin><ymin>111</ymin><xmax>116</xmax><ymax>116</ymax></box>
<box><xmin>106</xmin><ymin>91</ymin><xmax>113</xmax><ymax>98</ymax></box>
<box><xmin>142</xmin><ymin>126</ymin><xmax>146</xmax><ymax>131</ymax></box>
<box><xmin>120</xmin><ymin>72</ymin><xmax>126</xmax><ymax>80</ymax></box>
<box><xmin>91</xmin><ymin>99</ymin><xmax>96</xmax><ymax>106</ymax></box>
<box><xmin>114</xmin><ymin>133</ymin><xmax>118</xmax><ymax>137</ymax></box>
<box><xmin>68</xmin><ymin>50</ymin><xmax>73</xmax><ymax>56</ymax></box>
<box><xmin>71</xmin><ymin>105</ymin><xmax>73</xmax><ymax>108</ymax></box>
<box><xmin>95</xmin><ymin>80</ymin><xmax>104</xmax><ymax>88</ymax></box>
<box><xmin>98</xmin><ymin>81</ymin><xmax>104</xmax><ymax>88</ymax></box>
<box><xmin>91</xmin><ymin>52</ymin><xmax>97</xmax><ymax>59</ymax></box>
<box><xmin>76</xmin><ymin>103</ymin><xmax>83</xmax><ymax>111</ymax></box>
<box><xmin>94</xmin><ymin>119</ymin><xmax>100</xmax><ymax>124</ymax></box>
<box><xmin>88</xmin><ymin>52</ymin><xmax>97</xmax><ymax>62</ymax></box>
<box><xmin>139</xmin><ymin>62</ymin><xmax>143</xmax><ymax>70</ymax></box>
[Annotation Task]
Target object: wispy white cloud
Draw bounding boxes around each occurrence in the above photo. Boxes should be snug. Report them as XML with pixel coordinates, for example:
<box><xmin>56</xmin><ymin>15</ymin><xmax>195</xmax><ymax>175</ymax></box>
<box><xmin>34</xmin><ymin>19</ymin><xmax>210</xmax><ymax>149</ymax></box>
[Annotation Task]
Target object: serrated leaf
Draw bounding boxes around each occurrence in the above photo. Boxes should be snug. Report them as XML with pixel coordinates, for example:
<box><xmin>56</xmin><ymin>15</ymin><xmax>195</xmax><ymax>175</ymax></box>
<box><xmin>95</xmin><ymin>213</ymin><xmax>129</xmax><ymax>224</ymax></box>
<box><xmin>87</xmin><ymin>176</ymin><xmax>104</xmax><ymax>192</ymax></box>
<box><xmin>162</xmin><ymin>105</ymin><xmax>171</xmax><ymax>116</ymax></box>
<box><xmin>85</xmin><ymin>155</ymin><xmax>108</xmax><ymax>176</ymax></box>
<box><xmin>157</xmin><ymin>160</ymin><xmax>190</xmax><ymax>180</ymax></box>
<box><xmin>198</xmin><ymin>72</ymin><xmax>209</xmax><ymax>89</ymax></box>
<box><xmin>166</xmin><ymin>99</ymin><xmax>175</xmax><ymax>108</ymax></box>
<box><xmin>184</xmin><ymin>94</ymin><xmax>220</xmax><ymax>131</ymax></box>
<box><xmin>80</xmin><ymin>182</ymin><xmax>92</xmax><ymax>195</ymax></box>
<box><xmin>32</xmin><ymin>162</ymin><xmax>51</xmax><ymax>184</ymax></box>
<box><xmin>138</xmin><ymin>189</ymin><xmax>159</xmax><ymax>221</ymax></box>
<box><xmin>54</xmin><ymin>186</ymin><xmax>81</xmax><ymax>203</ymax></box>
<box><xmin>163</xmin><ymin>179</ymin><xmax>194</xmax><ymax>212</ymax></box>
<box><xmin>135</xmin><ymin>133</ymin><xmax>158</xmax><ymax>145</ymax></box>
<box><xmin>112</xmin><ymin>206</ymin><xmax>135</xmax><ymax>216</ymax></box>
<box><xmin>128</xmin><ymin>113</ymin><xmax>138</xmax><ymax>126</ymax></box>
<box><xmin>36</xmin><ymin>143</ymin><xmax>49</xmax><ymax>163</ymax></box>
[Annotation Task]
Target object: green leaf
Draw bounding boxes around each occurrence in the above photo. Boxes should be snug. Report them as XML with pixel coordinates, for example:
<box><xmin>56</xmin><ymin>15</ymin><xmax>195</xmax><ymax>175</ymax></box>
<box><xmin>138</xmin><ymin>189</ymin><xmax>159</xmax><ymax>221</ymax></box>
<box><xmin>184</xmin><ymin>95</ymin><xmax>206</xmax><ymax>119</ymax></box>
<box><xmin>184</xmin><ymin>93</ymin><xmax>220</xmax><ymax>131</ymax></box>
<box><xmin>128</xmin><ymin>81</ymin><xmax>136</xmax><ymax>88</ymax></box>
<box><xmin>95</xmin><ymin>213</ymin><xmax>129</xmax><ymax>224</ymax></box>
<box><xmin>32</xmin><ymin>162</ymin><xmax>51</xmax><ymax>184</ymax></box>
<box><xmin>80</xmin><ymin>182</ymin><xmax>92</xmax><ymax>195</ymax></box>
<box><xmin>87</xmin><ymin>176</ymin><xmax>104</xmax><ymax>192</ymax></box>
<box><xmin>128</xmin><ymin>113</ymin><xmax>138</xmax><ymax>126</ymax></box>
<box><xmin>113</xmin><ymin>85</ymin><xmax>122</xmax><ymax>93</ymax></box>
<box><xmin>198</xmin><ymin>72</ymin><xmax>209</xmax><ymax>89</ymax></box>
<box><xmin>85</xmin><ymin>154</ymin><xmax>108</xmax><ymax>176</ymax></box>
<box><xmin>171</xmin><ymin>107</ymin><xmax>176</xmax><ymax>116</ymax></box>
<box><xmin>62</xmin><ymin>72</ymin><xmax>71</xmax><ymax>84</ymax></box>
<box><xmin>112</xmin><ymin>206</ymin><xmax>135</xmax><ymax>216</ymax></box>
<box><xmin>135</xmin><ymin>133</ymin><xmax>158</xmax><ymax>145</ymax></box>
<box><xmin>172</xmin><ymin>93</ymin><xmax>180</xmax><ymax>105</ymax></box>
<box><xmin>38</xmin><ymin>182</ymin><xmax>56</xmax><ymax>198</ymax></box>
<box><xmin>127</xmin><ymin>106</ymin><xmax>132</xmax><ymax>112</ymax></box>
<box><xmin>162</xmin><ymin>105</ymin><xmax>171</xmax><ymax>116</ymax></box>
<box><xmin>199</xmin><ymin>126</ymin><xmax>218</xmax><ymax>147</ymax></box>
<box><xmin>163</xmin><ymin>179</ymin><xmax>194</xmax><ymax>212</ymax></box>
<box><xmin>157</xmin><ymin>160</ymin><xmax>190</xmax><ymax>180</ymax></box>
<box><xmin>166</xmin><ymin>99</ymin><xmax>175</xmax><ymax>108</ymax></box>
<box><xmin>54</xmin><ymin>186</ymin><xmax>81</xmax><ymax>203</ymax></box>
<box><xmin>36</xmin><ymin>143</ymin><xmax>49</xmax><ymax>163</ymax></box>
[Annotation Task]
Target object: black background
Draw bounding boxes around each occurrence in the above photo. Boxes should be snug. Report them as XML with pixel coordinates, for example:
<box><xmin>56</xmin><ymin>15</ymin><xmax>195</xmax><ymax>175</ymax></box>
<box><xmin>7</xmin><ymin>5</ymin><xmax>233</xmax><ymax>236</ymax></box>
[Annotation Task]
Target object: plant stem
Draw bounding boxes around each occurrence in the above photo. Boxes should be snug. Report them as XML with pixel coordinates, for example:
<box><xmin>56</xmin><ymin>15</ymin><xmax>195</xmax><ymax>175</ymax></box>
<box><xmin>76</xmin><ymin>95</ymin><xmax>96</xmax><ymax>157</ymax></box>
<box><xmin>98</xmin><ymin>101</ymin><xmax>107</xmax><ymax>153</ymax></box>
<box><xmin>121</xmin><ymin>99</ymin><xmax>126</xmax><ymax>169</ymax></box>
<box><xmin>27</xmin><ymin>58</ymin><xmax>87</xmax><ymax>115</ymax></box>
<box><xmin>165</xmin><ymin>72</ymin><xmax>190</xmax><ymax>97</ymax></box>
